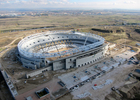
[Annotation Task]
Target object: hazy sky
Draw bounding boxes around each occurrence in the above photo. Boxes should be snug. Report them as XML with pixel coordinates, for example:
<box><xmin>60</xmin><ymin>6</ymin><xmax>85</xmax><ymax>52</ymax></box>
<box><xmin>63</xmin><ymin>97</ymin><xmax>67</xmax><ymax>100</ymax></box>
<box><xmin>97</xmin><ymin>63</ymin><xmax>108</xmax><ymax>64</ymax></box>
<box><xmin>0</xmin><ymin>0</ymin><xmax>139</xmax><ymax>9</ymax></box>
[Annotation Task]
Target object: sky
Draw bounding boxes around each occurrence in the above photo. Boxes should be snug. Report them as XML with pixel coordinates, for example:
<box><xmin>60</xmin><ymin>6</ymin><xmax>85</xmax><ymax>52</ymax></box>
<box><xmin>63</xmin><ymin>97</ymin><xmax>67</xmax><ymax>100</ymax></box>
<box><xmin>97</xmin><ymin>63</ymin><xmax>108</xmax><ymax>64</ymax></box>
<box><xmin>0</xmin><ymin>0</ymin><xmax>140</xmax><ymax>10</ymax></box>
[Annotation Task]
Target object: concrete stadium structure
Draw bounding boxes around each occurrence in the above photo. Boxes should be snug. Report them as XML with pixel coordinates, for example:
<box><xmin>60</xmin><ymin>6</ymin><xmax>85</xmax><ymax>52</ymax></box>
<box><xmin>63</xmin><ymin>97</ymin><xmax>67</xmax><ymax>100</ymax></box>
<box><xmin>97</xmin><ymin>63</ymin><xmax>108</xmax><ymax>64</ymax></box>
<box><xmin>17</xmin><ymin>31</ymin><xmax>108</xmax><ymax>71</ymax></box>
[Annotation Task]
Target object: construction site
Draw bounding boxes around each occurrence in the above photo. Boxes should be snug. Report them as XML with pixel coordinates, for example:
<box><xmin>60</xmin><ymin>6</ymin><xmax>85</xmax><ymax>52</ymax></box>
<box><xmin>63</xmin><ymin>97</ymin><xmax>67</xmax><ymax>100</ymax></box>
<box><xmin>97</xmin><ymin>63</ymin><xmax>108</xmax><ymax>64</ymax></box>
<box><xmin>0</xmin><ymin>30</ymin><xmax>140</xmax><ymax>100</ymax></box>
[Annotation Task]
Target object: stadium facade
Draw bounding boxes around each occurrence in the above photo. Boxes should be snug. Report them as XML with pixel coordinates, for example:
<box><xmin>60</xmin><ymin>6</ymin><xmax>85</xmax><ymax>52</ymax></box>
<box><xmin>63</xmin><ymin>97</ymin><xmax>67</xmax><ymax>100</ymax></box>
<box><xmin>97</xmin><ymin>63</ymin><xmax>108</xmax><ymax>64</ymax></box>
<box><xmin>17</xmin><ymin>31</ymin><xmax>108</xmax><ymax>71</ymax></box>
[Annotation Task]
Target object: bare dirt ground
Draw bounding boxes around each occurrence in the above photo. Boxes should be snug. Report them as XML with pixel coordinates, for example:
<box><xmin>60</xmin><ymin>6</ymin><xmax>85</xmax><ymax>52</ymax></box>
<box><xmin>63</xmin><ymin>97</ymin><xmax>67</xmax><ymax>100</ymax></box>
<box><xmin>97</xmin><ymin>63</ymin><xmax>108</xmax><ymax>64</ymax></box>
<box><xmin>15</xmin><ymin>77</ymin><xmax>62</xmax><ymax>100</ymax></box>
<box><xmin>0</xmin><ymin>47</ymin><xmax>32</xmax><ymax>76</ymax></box>
<box><xmin>49</xmin><ymin>47</ymin><xmax>73</xmax><ymax>53</ymax></box>
<box><xmin>114</xmin><ymin>39</ymin><xmax>140</xmax><ymax>47</ymax></box>
<box><xmin>46</xmin><ymin>47</ymin><xmax>73</xmax><ymax>61</ymax></box>
<box><xmin>0</xmin><ymin>29</ymin><xmax>48</xmax><ymax>49</ymax></box>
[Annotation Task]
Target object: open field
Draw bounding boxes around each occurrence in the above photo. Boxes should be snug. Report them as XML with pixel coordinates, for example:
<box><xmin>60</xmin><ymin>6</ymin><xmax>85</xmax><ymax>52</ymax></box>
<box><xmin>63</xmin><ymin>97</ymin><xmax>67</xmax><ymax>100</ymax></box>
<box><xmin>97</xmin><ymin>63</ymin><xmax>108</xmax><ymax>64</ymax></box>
<box><xmin>0</xmin><ymin>26</ymin><xmax>140</xmax><ymax>53</ymax></box>
<box><xmin>0</xmin><ymin>14</ymin><xmax>140</xmax><ymax>32</ymax></box>
<box><xmin>0</xmin><ymin>14</ymin><xmax>140</xmax><ymax>49</ymax></box>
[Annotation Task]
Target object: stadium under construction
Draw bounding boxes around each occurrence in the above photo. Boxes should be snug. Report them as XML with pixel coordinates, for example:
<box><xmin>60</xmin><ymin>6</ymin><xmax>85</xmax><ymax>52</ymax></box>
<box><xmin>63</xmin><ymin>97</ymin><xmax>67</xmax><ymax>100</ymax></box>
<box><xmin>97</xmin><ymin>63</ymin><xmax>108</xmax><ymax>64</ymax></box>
<box><xmin>17</xmin><ymin>31</ymin><xmax>108</xmax><ymax>71</ymax></box>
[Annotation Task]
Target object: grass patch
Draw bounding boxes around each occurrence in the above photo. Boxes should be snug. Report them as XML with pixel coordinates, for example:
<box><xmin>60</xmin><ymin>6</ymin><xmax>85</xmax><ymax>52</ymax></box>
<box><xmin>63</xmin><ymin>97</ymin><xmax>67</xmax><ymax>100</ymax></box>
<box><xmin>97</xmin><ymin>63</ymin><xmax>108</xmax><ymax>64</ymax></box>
<box><xmin>127</xmin><ymin>41</ymin><xmax>137</xmax><ymax>46</ymax></box>
<box><xmin>0</xmin><ymin>38</ymin><xmax>13</xmax><ymax>47</ymax></box>
<box><xmin>0</xmin><ymin>47</ymin><xmax>6</xmax><ymax>52</ymax></box>
<box><xmin>104</xmin><ymin>35</ymin><xmax>121</xmax><ymax>42</ymax></box>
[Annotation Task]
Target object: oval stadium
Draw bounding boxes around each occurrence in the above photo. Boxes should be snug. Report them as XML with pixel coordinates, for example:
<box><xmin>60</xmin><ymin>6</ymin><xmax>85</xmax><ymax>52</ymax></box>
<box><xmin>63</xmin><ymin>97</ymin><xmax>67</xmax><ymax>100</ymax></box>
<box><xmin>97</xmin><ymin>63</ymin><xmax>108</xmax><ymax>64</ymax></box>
<box><xmin>17</xmin><ymin>30</ymin><xmax>108</xmax><ymax>71</ymax></box>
